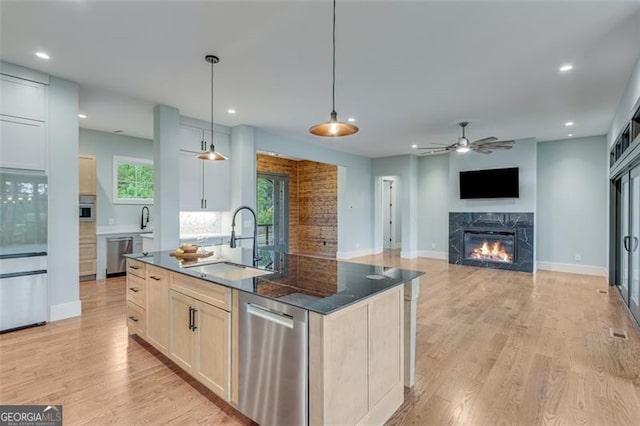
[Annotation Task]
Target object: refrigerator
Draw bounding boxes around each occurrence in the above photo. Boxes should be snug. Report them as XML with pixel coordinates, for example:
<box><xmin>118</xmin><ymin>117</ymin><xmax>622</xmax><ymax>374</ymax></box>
<box><xmin>0</xmin><ymin>171</ymin><xmax>48</xmax><ymax>333</ymax></box>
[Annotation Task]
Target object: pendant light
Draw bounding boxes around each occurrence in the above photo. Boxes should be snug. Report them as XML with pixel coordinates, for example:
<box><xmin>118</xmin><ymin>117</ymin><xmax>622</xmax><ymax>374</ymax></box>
<box><xmin>197</xmin><ymin>55</ymin><xmax>229</xmax><ymax>161</ymax></box>
<box><xmin>309</xmin><ymin>0</ymin><xmax>358</xmax><ymax>137</ymax></box>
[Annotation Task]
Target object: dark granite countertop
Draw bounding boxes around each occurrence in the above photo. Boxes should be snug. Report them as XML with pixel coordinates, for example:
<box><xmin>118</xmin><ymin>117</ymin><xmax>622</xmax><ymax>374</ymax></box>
<box><xmin>125</xmin><ymin>246</ymin><xmax>424</xmax><ymax>315</ymax></box>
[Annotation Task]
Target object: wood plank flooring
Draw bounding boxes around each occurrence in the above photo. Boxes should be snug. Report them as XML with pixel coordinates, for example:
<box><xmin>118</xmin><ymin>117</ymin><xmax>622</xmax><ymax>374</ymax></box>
<box><xmin>1</xmin><ymin>251</ymin><xmax>639</xmax><ymax>425</ymax></box>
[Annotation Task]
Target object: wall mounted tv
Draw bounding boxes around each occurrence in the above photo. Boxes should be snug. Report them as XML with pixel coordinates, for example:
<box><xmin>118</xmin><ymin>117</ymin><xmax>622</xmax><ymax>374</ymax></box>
<box><xmin>459</xmin><ymin>167</ymin><xmax>519</xmax><ymax>199</ymax></box>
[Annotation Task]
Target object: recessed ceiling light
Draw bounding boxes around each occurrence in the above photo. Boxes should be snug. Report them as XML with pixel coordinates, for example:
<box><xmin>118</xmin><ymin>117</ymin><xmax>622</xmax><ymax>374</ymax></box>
<box><xmin>568</xmin><ymin>133</ymin><xmax>573</xmax><ymax>137</ymax></box>
<box><xmin>35</xmin><ymin>52</ymin><xmax>50</xmax><ymax>60</ymax></box>
<box><xmin>559</xmin><ymin>64</ymin><xmax>573</xmax><ymax>72</ymax></box>
<box><xmin>411</xmin><ymin>144</ymin><xmax>418</xmax><ymax>149</ymax></box>
<box><xmin>227</xmin><ymin>109</ymin><xmax>236</xmax><ymax>114</ymax></box>
<box><xmin>78</xmin><ymin>114</ymin><xmax>87</xmax><ymax>119</ymax></box>
<box><xmin>565</xmin><ymin>121</ymin><xmax>574</xmax><ymax>127</ymax></box>
<box><xmin>347</xmin><ymin>117</ymin><xmax>356</xmax><ymax>123</ymax></box>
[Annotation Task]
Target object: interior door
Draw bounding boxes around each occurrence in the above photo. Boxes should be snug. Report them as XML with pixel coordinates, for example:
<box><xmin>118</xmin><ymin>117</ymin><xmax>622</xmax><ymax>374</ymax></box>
<box><xmin>630</xmin><ymin>166</ymin><xmax>640</xmax><ymax>321</ymax></box>
<box><xmin>619</xmin><ymin>173</ymin><xmax>630</xmax><ymax>304</ymax></box>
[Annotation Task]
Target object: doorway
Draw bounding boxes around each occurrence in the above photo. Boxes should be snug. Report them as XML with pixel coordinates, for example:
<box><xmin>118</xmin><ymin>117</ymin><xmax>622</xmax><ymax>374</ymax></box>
<box><xmin>383</xmin><ymin>179</ymin><xmax>396</xmax><ymax>249</ymax></box>
<box><xmin>256</xmin><ymin>172</ymin><xmax>288</xmax><ymax>253</ymax></box>
<box><xmin>614</xmin><ymin>165</ymin><xmax>640</xmax><ymax>324</ymax></box>
<box><xmin>375</xmin><ymin>176</ymin><xmax>401</xmax><ymax>252</ymax></box>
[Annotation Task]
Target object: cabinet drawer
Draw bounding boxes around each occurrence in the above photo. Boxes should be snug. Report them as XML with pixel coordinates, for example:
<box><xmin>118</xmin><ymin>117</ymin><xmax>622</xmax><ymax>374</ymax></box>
<box><xmin>126</xmin><ymin>258</ymin><xmax>146</xmax><ymax>278</ymax></box>
<box><xmin>147</xmin><ymin>265</ymin><xmax>169</xmax><ymax>286</ymax></box>
<box><xmin>79</xmin><ymin>221</ymin><xmax>96</xmax><ymax>244</ymax></box>
<box><xmin>170</xmin><ymin>272</ymin><xmax>231</xmax><ymax>312</ymax></box>
<box><xmin>79</xmin><ymin>259</ymin><xmax>96</xmax><ymax>276</ymax></box>
<box><xmin>126</xmin><ymin>274</ymin><xmax>146</xmax><ymax>307</ymax></box>
<box><xmin>127</xmin><ymin>301</ymin><xmax>146</xmax><ymax>336</ymax></box>
<box><xmin>79</xmin><ymin>243</ymin><xmax>96</xmax><ymax>261</ymax></box>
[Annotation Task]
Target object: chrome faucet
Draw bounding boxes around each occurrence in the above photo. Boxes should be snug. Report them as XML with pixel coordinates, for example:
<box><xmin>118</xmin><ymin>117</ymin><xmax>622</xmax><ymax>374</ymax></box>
<box><xmin>230</xmin><ymin>206</ymin><xmax>260</xmax><ymax>264</ymax></box>
<box><xmin>141</xmin><ymin>206</ymin><xmax>150</xmax><ymax>230</ymax></box>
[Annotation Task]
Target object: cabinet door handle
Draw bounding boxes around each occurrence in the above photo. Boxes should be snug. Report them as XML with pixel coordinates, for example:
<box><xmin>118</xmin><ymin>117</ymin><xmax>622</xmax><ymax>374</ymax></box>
<box><xmin>128</xmin><ymin>315</ymin><xmax>139</xmax><ymax>322</ymax></box>
<box><xmin>188</xmin><ymin>306</ymin><xmax>194</xmax><ymax>330</ymax></box>
<box><xmin>149</xmin><ymin>276</ymin><xmax>161</xmax><ymax>281</ymax></box>
<box><xmin>633</xmin><ymin>237</ymin><xmax>639</xmax><ymax>252</ymax></box>
<box><xmin>129</xmin><ymin>265</ymin><xmax>139</xmax><ymax>270</ymax></box>
<box><xmin>624</xmin><ymin>236</ymin><xmax>630</xmax><ymax>252</ymax></box>
<box><xmin>204</xmin><ymin>199</ymin><xmax>207</xmax><ymax>209</ymax></box>
<box><xmin>129</xmin><ymin>287</ymin><xmax>139</xmax><ymax>293</ymax></box>
<box><xmin>192</xmin><ymin>308</ymin><xmax>198</xmax><ymax>331</ymax></box>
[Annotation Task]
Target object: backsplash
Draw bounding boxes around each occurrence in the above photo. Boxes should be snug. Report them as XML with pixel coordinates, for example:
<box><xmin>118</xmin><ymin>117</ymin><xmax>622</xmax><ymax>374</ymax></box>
<box><xmin>180</xmin><ymin>211</ymin><xmax>222</xmax><ymax>236</ymax></box>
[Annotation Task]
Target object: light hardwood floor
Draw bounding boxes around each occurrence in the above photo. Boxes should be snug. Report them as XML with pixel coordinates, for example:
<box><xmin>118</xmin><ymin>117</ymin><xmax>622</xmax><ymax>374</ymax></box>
<box><xmin>1</xmin><ymin>252</ymin><xmax>639</xmax><ymax>425</ymax></box>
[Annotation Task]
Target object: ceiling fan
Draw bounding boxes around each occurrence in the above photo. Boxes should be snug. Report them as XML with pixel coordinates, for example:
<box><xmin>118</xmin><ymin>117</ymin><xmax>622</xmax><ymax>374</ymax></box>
<box><xmin>415</xmin><ymin>122</ymin><xmax>515</xmax><ymax>155</ymax></box>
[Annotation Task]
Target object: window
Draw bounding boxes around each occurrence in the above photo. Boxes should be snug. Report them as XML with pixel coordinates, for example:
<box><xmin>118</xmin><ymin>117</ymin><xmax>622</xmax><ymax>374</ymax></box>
<box><xmin>113</xmin><ymin>156</ymin><xmax>153</xmax><ymax>204</ymax></box>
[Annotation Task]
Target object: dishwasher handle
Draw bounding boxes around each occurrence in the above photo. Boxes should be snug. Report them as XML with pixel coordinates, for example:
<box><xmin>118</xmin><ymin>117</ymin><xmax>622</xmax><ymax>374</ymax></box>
<box><xmin>247</xmin><ymin>303</ymin><xmax>294</xmax><ymax>328</ymax></box>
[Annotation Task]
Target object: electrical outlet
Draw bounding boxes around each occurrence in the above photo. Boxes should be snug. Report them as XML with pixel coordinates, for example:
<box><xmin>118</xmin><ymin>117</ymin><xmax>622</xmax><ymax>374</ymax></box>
<box><xmin>575</xmin><ymin>254</ymin><xmax>581</xmax><ymax>262</ymax></box>
<box><xmin>431</xmin><ymin>243</ymin><xmax>436</xmax><ymax>249</ymax></box>
<box><xmin>108</xmin><ymin>218</ymin><xmax>115</xmax><ymax>225</ymax></box>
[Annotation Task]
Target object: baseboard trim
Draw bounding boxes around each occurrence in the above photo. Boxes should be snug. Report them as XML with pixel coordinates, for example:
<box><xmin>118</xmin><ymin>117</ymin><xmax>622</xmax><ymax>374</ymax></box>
<box><xmin>400</xmin><ymin>250</ymin><xmax>418</xmax><ymax>259</ymax></box>
<box><xmin>49</xmin><ymin>300</ymin><xmax>82</xmax><ymax>322</ymax></box>
<box><xmin>416</xmin><ymin>250</ymin><xmax>448</xmax><ymax>260</ymax></box>
<box><xmin>337</xmin><ymin>249</ymin><xmax>376</xmax><ymax>259</ymax></box>
<box><xmin>536</xmin><ymin>261</ymin><xmax>607</xmax><ymax>277</ymax></box>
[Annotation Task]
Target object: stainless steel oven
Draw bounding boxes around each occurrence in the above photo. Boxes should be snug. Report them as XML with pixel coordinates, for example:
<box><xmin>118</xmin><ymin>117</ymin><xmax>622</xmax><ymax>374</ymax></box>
<box><xmin>79</xmin><ymin>195</ymin><xmax>95</xmax><ymax>222</ymax></box>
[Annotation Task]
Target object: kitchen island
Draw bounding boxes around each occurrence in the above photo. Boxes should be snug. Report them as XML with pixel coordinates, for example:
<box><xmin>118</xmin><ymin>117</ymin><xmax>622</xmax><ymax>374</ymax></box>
<box><xmin>125</xmin><ymin>247</ymin><xmax>423</xmax><ymax>425</ymax></box>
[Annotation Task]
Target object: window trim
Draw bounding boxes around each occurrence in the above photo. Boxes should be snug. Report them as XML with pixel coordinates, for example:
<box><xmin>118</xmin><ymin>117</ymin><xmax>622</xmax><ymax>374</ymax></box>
<box><xmin>112</xmin><ymin>155</ymin><xmax>154</xmax><ymax>205</ymax></box>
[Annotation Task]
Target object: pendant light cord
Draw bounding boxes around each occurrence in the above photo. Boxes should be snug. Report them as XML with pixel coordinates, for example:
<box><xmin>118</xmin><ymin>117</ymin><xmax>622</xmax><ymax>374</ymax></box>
<box><xmin>332</xmin><ymin>0</ymin><xmax>336</xmax><ymax>113</ymax></box>
<box><xmin>211</xmin><ymin>62</ymin><xmax>215</xmax><ymax>150</ymax></box>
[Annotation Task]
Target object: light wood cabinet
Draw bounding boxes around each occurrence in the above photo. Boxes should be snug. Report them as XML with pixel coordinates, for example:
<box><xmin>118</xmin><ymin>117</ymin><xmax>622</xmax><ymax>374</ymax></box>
<box><xmin>79</xmin><ymin>155</ymin><xmax>96</xmax><ymax>195</ymax></box>
<box><xmin>169</xmin><ymin>290</ymin><xmax>196</xmax><ymax>371</ymax></box>
<box><xmin>168</xmin><ymin>271</ymin><xmax>231</xmax><ymax>400</ymax></box>
<box><xmin>309</xmin><ymin>286</ymin><xmax>404</xmax><ymax>425</ymax></box>
<box><xmin>146</xmin><ymin>265</ymin><xmax>169</xmax><ymax>355</ymax></box>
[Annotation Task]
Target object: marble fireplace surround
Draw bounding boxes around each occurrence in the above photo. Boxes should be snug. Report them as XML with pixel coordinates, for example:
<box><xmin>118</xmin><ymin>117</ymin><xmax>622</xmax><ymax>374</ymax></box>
<box><xmin>449</xmin><ymin>212</ymin><xmax>534</xmax><ymax>273</ymax></box>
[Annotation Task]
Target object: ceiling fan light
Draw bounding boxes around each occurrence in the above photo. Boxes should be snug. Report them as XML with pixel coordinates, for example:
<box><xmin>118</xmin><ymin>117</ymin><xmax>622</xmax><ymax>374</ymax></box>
<box><xmin>456</xmin><ymin>146</ymin><xmax>470</xmax><ymax>153</ymax></box>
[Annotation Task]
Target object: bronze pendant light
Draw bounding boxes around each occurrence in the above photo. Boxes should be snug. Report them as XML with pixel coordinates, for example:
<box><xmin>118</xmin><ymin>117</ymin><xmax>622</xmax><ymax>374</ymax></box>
<box><xmin>197</xmin><ymin>55</ymin><xmax>229</xmax><ymax>160</ymax></box>
<box><xmin>309</xmin><ymin>0</ymin><xmax>358</xmax><ymax>137</ymax></box>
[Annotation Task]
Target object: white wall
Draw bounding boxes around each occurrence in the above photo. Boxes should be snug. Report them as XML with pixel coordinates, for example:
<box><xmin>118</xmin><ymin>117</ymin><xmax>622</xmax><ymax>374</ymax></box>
<box><xmin>417</xmin><ymin>154</ymin><xmax>449</xmax><ymax>258</ymax></box>
<box><xmin>609</xmin><ymin>55</ymin><xmax>640</xmax><ymax>147</ymax></box>
<box><xmin>48</xmin><ymin>76</ymin><xmax>81</xmax><ymax>321</ymax></box>
<box><xmin>255</xmin><ymin>130</ymin><xmax>374</xmax><ymax>258</ymax></box>
<box><xmin>79</xmin><ymin>128</ymin><xmax>153</xmax><ymax>227</ymax></box>
<box><xmin>448</xmin><ymin>138</ymin><xmax>537</xmax><ymax>213</ymax></box>
<box><xmin>537</xmin><ymin>136</ymin><xmax>608</xmax><ymax>275</ymax></box>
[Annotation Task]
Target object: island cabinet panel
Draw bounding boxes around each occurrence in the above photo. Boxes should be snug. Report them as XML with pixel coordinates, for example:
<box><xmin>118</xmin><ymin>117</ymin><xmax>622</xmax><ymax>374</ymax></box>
<box><xmin>310</xmin><ymin>286</ymin><xmax>404</xmax><ymax>426</ymax></box>
<box><xmin>126</xmin><ymin>259</ymin><xmax>146</xmax><ymax>279</ymax></box>
<box><xmin>169</xmin><ymin>290</ymin><xmax>196</xmax><ymax>372</ymax></box>
<box><xmin>126</xmin><ymin>300</ymin><xmax>145</xmax><ymax>336</ymax></box>
<box><xmin>168</xmin><ymin>273</ymin><xmax>231</xmax><ymax>401</ymax></box>
<box><xmin>126</xmin><ymin>274</ymin><xmax>146</xmax><ymax>309</ymax></box>
<box><xmin>146</xmin><ymin>265</ymin><xmax>170</xmax><ymax>355</ymax></box>
<box><xmin>194</xmin><ymin>300</ymin><xmax>230</xmax><ymax>400</ymax></box>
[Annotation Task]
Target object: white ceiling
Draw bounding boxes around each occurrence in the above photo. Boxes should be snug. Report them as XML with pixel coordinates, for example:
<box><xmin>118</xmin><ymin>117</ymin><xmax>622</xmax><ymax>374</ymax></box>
<box><xmin>2</xmin><ymin>1</ymin><xmax>639</xmax><ymax>158</ymax></box>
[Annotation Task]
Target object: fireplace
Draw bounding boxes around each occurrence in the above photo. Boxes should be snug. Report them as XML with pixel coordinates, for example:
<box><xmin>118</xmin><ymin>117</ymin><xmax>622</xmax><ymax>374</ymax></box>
<box><xmin>449</xmin><ymin>212</ymin><xmax>534</xmax><ymax>272</ymax></box>
<box><xmin>463</xmin><ymin>230</ymin><xmax>515</xmax><ymax>263</ymax></box>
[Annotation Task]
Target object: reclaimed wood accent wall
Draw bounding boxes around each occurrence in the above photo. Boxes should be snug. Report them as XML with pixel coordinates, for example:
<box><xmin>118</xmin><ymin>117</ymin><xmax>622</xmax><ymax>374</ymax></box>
<box><xmin>256</xmin><ymin>155</ymin><xmax>337</xmax><ymax>257</ymax></box>
<box><xmin>297</xmin><ymin>161</ymin><xmax>337</xmax><ymax>257</ymax></box>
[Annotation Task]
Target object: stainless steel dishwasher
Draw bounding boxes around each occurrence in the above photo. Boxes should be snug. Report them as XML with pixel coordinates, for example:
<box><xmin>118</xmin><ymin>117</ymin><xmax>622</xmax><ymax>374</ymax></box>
<box><xmin>106</xmin><ymin>236</ymin><xmax>133</xmax><ymax>277</ymax></box>
<box><xmin>238</xmin><ymin>292</ymin><xmax>308</xmax><ymax>426</ymax></box>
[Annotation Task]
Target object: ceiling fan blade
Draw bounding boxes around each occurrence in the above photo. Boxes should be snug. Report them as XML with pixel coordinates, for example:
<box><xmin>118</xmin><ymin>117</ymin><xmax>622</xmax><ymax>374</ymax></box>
<box><xmin>420</xmin><ymin>150</ymin><xmax>451</xmax><ymax>156</ymax></box>
<box><xmin>472</xmin><ymin>136</ymin><xmax>498</xmax><ymax>144</ymax></box>
<box><xmin>473</xmin><ymin>138</ymin><xmax>514</xmax><ymax>146</ymax></box>
<box><xmin>416</xmin><ymin>143</ymin><xmax>456</xmax><ymax>151</ymax></box>
<box><xmin>473</xmin><ymin>148</ymin><xmax>492</xmax><ymax>154</ymax></box>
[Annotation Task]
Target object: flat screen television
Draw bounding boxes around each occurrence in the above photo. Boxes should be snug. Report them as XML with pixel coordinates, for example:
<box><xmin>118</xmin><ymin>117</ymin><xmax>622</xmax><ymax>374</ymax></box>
<box><xmin>459</xmin><ymin>167</ymin><xmax>519</xmax><ymax>199</ymax></box>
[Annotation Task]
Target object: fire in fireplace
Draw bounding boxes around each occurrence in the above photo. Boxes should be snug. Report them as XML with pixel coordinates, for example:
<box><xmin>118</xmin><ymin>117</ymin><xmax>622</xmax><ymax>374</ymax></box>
<box><xmin>468</xmin><ymin>240</ymin><xmax>513</xmax><ymax>263</ymax></box>
<box><xmin>463</xmin><ymin>230</ymin><xmax>515</xmax><ymax>264</ymax></box>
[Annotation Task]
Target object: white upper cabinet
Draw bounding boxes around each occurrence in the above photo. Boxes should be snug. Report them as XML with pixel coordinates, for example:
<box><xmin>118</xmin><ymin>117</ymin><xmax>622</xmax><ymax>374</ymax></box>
<box><xmin>0</xmin><ymin>115</ymin><xmax>46</xmax><ymax>171</ymax></box>
<box><xmin>202</xmin><ymin>129</ymin><xmax>230</xmax><ymax>212</ymax></box>
<box><xmin>1</xmin><ymin>75</ymin><xmax>46</xmax><ymax>121</ymax></box>
<box><xmin>178</xmin><ymin>124</ymin><xmax>230</xmax><ymax>212</ymax></box>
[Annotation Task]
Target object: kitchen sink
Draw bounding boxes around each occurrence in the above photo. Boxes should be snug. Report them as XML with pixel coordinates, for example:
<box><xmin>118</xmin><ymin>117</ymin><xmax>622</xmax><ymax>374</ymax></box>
<box><xmin>184</xmin><ymin>262</ymin><xmax>273</xmax><ymax>281</ymax></box>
